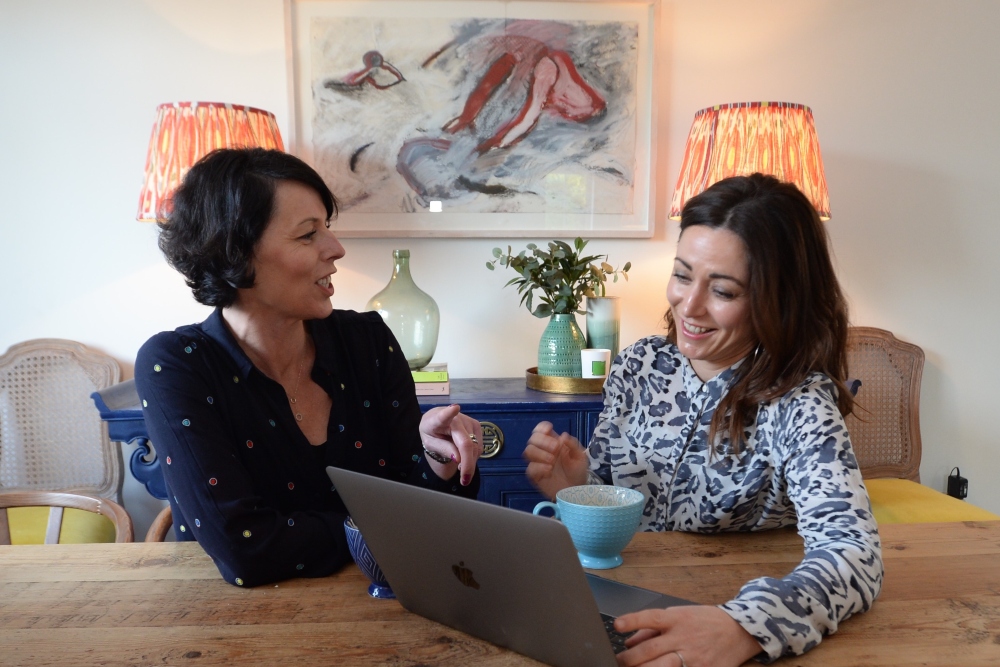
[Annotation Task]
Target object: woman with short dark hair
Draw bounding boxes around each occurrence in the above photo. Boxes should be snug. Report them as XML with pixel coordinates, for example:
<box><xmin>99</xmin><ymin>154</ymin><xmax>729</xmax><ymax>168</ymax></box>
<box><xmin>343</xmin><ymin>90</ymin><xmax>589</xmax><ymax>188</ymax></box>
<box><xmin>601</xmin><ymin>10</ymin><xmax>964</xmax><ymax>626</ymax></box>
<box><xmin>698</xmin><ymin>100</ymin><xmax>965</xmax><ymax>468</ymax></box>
<box><xmin>157</xmin><ymin>147</ymin><xmax>337</xmax><ymax>308</ymax></box>
<box><xmin>136</xmin><ymin>148</ymin><xmax>481</xmax><ymax>588</ymax></box>
<box><xmin>525</xmin><ymin>174</ymin><xmax>881</xmax><ymax>666</ymax></box>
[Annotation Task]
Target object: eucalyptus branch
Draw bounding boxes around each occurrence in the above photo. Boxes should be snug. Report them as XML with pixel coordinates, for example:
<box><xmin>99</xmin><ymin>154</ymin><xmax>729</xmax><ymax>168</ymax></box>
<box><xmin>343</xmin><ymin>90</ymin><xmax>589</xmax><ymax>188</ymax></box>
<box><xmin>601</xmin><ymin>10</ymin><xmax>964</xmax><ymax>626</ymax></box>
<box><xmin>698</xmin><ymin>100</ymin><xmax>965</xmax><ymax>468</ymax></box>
<box><xmin>486</xmin><ymin>238</ymin><xmax>630</xmax><ymax>318</ymax></box>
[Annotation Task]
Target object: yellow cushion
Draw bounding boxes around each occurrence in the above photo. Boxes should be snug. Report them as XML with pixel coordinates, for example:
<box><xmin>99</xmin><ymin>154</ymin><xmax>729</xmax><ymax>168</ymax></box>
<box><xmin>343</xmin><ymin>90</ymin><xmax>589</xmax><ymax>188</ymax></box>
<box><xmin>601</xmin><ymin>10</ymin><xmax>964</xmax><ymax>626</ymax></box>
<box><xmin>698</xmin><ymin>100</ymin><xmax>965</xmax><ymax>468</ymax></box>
<box><xmin>866</xmin><ymin>478</ymin><xmax>1000</xmax><ymax>524</ymax></box>
<box><xmin>6</xmin><ymin>506</ymin><xmax>117</xmax><ymax>544</ymax></box>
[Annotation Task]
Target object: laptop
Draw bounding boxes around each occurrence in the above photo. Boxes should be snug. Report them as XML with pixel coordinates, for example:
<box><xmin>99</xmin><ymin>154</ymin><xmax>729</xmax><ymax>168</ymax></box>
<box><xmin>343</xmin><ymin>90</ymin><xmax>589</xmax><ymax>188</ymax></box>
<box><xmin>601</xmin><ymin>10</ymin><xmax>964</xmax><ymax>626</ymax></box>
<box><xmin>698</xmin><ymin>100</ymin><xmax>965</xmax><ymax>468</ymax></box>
<box><xmin>326</xmin><ymin>467</ymin><xmax>694</xmax><ymax>667</ymax></box>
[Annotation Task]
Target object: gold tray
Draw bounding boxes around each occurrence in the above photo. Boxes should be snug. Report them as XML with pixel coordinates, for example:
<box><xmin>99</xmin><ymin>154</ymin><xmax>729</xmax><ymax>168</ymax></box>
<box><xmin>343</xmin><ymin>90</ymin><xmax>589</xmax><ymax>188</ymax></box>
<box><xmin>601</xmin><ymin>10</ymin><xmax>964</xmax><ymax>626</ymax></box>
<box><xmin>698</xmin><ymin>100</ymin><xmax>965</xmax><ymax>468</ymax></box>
<box><xmin>525</xmin><ymin>367</ymin><xmax>604</xmax><ymax>395</ymax></box>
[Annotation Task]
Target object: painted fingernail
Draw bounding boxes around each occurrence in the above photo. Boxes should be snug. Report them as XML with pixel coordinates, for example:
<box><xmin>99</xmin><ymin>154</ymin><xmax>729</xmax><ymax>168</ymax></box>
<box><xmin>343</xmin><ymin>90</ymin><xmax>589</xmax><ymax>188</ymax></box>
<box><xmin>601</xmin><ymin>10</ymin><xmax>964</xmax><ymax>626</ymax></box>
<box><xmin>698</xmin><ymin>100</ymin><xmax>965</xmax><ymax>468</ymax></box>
<box><xmin>450</xmin><ymin>454</ymin><xmax>457</xmax><ymax>462</ymax></box>
<box><xmin>461</xmin><ymin>475</ymin><xmax>471</xmax><ymax>486</ymax></box>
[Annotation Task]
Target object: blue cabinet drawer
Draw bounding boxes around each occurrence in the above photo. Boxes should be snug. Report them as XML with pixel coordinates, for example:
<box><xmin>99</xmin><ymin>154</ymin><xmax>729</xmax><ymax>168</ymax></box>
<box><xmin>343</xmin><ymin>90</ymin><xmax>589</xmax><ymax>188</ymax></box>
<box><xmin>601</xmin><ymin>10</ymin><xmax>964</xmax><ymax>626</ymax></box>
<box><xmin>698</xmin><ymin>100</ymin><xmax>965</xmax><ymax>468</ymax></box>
<box><xmin>479</xmin><ymin>468</ymin><xmax>547</xmax><ymax>511</ymax></box>
<box><xmin>464</xmin><ymin>410</ymin><xmax>579</xmax><ymax>462</ymax></box>
<box><xmin>417</xmin><ymin>378</ymin><xmax>603</xmax><ymax>511</ymax></box>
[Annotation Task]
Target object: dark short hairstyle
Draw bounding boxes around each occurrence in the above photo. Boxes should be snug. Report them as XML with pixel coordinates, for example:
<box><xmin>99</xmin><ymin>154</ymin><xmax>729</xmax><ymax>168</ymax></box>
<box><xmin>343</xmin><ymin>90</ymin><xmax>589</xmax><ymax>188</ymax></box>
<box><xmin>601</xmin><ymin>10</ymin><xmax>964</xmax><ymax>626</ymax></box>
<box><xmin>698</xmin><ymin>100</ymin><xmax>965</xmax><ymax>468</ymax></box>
<box><xmin>666</xmin><ymin>173</ymin><xmax>852</xmax><ymax>452</ymax></box>
<box><xmin>158</xmin><ymin>148</ymin><xmax>338</xmax><ymax>307</ymax></box>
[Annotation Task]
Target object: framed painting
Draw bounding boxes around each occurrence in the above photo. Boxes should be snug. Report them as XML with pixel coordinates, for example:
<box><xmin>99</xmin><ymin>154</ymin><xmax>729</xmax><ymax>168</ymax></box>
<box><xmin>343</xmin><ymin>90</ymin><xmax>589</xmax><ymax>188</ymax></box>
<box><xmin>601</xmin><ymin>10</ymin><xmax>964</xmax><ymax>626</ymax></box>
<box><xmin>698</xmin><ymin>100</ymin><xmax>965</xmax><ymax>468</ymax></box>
<box><xmin>285</xmin><ymin>0</ymin><xmax>658</xmax><ymax>237</ymax></box>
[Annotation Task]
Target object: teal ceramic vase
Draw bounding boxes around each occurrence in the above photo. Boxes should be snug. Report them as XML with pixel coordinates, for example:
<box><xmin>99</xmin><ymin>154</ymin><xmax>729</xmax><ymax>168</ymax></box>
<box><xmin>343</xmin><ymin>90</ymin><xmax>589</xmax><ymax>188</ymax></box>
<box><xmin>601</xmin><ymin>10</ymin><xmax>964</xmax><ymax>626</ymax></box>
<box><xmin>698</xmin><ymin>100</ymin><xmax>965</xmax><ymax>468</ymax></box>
<box><xmin>537</xmin><ymin>314</ymin><xmax>586</xmax><ymax>377</ymax></box>
<box><xmin>366</xmin><ymin>249</ymin><xmax>440</xmax><ymax>370</ymax></box>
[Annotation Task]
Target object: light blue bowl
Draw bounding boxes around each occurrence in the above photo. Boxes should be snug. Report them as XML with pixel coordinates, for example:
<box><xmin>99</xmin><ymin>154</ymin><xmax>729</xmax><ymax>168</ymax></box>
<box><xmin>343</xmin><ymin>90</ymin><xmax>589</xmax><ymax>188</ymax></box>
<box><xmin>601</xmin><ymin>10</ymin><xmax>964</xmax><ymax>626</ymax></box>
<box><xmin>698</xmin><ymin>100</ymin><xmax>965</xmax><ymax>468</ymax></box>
<box><xmin>534</xmin><ymin>485</ymin><xmax>644</xmax><ymax>569</ymax></box>
<box><xmin>344</xmin><ymin>517</ymin><xmax>395</xmax><ymax>599</ymax></box>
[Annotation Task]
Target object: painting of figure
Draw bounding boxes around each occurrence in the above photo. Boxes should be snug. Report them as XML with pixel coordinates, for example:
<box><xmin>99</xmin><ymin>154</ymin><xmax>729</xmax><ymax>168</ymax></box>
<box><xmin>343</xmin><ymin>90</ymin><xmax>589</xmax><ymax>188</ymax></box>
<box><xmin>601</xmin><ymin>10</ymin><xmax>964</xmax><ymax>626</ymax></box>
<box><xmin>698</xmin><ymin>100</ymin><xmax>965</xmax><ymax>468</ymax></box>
<box><xmin>309</xmin><ymin>16</ymin><xmax>639</xmax><ymax>216</ymax></box>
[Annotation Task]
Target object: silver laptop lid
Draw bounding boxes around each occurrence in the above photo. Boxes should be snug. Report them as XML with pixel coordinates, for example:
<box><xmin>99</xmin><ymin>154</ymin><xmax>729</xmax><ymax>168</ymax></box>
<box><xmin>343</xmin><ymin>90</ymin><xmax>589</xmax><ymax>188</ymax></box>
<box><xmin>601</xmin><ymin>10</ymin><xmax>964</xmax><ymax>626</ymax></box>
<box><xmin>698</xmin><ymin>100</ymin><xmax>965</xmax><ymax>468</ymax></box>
<box><xmin>327</xmin><ymin>466</ymin><xmax>617</xmax><ymax>667</ymax></box>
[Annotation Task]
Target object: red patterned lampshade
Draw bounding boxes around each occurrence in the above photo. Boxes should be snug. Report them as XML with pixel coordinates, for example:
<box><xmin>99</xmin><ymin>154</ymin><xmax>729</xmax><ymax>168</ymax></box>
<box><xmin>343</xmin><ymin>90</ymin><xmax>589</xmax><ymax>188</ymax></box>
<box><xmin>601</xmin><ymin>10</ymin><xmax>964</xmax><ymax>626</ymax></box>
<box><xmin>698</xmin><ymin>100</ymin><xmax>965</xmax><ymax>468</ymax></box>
<box><xmin>669</xmin><ymin>102</ymin><xmax>830</xmax><ymax>220</ymax></box>
<box><xmin>136</xmin><ymin>102</ymin><xmax>284</xmax><ymax>222</ymax></box>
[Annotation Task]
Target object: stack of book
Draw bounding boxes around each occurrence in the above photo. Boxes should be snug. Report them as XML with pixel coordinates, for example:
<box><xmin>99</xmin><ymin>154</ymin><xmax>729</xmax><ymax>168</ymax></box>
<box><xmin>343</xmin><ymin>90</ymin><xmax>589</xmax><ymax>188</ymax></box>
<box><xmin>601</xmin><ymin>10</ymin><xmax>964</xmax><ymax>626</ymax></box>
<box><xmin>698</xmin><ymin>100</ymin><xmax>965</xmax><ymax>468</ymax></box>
<box><xmin>412</xmin><ymin>362</ymin><xmax>449</xmax><ymax>395</ymax></box>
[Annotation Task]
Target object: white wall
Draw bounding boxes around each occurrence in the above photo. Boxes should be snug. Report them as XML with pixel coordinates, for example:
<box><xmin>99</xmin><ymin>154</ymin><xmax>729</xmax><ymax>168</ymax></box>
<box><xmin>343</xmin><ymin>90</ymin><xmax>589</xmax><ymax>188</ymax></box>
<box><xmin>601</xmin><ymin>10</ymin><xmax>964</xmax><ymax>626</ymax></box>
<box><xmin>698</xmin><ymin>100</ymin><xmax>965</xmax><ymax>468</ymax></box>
<box><xmin>3</xmin><ymin>0</ymin><xmax>998</xmax><ymax>535</ymax></box>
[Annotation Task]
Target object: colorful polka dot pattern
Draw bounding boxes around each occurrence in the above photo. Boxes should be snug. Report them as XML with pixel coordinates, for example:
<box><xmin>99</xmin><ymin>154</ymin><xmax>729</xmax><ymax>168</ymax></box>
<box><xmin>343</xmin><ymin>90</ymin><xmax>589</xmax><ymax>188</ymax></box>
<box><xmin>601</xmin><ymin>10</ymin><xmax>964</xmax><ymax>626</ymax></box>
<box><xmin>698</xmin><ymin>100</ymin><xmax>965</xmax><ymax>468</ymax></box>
<box><xmin>137</xmin><ymin>310</ymin><xmax>478</xmax><ymax>586</ymax></box>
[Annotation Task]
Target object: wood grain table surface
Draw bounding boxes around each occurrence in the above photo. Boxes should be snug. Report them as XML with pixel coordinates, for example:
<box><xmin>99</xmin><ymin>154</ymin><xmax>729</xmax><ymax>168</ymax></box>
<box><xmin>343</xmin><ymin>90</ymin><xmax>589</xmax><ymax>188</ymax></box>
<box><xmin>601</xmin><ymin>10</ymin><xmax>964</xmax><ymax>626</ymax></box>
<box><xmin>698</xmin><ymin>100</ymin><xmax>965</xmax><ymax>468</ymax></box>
<box><xmin>1</xmin><ymin>521</ymin><xmax>998</xmax><ymax>666</ymax></box>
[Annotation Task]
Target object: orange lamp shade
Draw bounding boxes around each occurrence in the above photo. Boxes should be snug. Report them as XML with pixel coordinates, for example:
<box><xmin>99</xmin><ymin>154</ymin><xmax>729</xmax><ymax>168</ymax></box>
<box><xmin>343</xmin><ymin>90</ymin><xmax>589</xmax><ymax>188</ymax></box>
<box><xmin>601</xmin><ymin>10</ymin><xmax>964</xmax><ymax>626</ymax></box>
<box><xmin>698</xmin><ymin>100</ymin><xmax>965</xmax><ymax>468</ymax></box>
<box><xmin>669</xmin><ymin>102</ymin><xmax>830</xmax><ymax>220</ymax></box>
<box><xmin>136</xmin><ymin>102</ymin><xmax>284</xmax><ymax>222</ymax></box>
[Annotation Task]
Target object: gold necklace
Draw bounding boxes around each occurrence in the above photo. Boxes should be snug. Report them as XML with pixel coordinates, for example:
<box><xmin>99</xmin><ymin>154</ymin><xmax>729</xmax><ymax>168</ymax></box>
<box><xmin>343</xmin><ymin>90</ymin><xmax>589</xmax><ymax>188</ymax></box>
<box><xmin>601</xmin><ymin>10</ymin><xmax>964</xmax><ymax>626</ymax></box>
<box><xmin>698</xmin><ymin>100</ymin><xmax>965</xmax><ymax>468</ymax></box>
<box><xmin>288</xmin><ymin>356</ymin><xmax>304</xmax><ymax>422</ymax></box>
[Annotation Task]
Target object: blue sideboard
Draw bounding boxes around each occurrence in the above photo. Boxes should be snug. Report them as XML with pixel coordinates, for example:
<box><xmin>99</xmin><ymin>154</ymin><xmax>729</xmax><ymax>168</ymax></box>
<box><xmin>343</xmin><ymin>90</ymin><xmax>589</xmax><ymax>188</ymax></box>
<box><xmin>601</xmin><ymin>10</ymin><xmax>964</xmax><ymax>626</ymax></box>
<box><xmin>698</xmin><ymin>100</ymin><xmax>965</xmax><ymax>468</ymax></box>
<box><xmin>92</xmin><ymin>378</ymin><xmax>604</xmax><ymax>511</ymax></box>
<box><xmin>420</xmin><ymin>379</ymin><xmax>604</xmax><ymax>511</ymax></box>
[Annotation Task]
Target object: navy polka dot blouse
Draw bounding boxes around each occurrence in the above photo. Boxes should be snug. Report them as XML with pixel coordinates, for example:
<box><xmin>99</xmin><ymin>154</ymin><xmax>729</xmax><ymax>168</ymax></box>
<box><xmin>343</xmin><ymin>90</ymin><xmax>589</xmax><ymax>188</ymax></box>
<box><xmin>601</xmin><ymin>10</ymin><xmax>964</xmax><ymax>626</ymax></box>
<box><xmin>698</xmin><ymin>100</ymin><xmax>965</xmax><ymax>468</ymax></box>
<box><xmin>135</xmin><ymin>308</ymin><xmax>479</xmax><ymax>587</ymax></box>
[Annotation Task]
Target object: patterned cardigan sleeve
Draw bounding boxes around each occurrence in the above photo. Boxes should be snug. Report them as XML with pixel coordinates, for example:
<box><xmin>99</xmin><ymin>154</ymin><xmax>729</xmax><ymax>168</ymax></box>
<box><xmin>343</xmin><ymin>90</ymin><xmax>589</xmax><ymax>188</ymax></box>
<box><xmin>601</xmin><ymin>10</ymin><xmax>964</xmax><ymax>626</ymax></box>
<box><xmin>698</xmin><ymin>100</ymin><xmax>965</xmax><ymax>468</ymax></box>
<box><xmin>718</xmin><ymin>377</ymin><xmax>884</xmax><ymax>662</ymax></box>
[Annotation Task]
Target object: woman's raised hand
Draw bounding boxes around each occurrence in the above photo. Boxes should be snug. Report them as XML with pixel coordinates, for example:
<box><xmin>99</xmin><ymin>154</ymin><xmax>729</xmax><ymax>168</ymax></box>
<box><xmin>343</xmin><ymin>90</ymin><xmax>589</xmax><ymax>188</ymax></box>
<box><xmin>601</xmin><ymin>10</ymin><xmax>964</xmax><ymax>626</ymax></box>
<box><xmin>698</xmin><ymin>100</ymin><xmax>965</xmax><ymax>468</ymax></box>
<box><xmin>419</xmin><ymin>404</ymin><xmax>482</xmax><ymax>486</ymax></box>
<box><xmin>614</xmin><ymin>605</ymin><xmax>762</xmax><ymax>667</ymax></box>
<box><xmin>523</xmin><ymin>421</ymin><xmax>590</xmax><ymax>500</ymax></box>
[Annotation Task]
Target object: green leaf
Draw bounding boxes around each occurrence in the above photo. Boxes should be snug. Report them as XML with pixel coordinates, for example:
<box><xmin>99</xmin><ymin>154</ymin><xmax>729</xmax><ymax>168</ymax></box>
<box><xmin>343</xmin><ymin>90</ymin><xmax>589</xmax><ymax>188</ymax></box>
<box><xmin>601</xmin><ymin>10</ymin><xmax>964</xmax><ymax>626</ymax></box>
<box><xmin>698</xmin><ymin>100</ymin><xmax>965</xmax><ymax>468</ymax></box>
<box><xmin>623</xmin><ymin>261</ymin><xmax>632</xmax><ymax>272</ymax></box>
<box><xmin>487</xmin><ymin>239</ymin><xmax>630</xmax><ymax>319</ymax></box>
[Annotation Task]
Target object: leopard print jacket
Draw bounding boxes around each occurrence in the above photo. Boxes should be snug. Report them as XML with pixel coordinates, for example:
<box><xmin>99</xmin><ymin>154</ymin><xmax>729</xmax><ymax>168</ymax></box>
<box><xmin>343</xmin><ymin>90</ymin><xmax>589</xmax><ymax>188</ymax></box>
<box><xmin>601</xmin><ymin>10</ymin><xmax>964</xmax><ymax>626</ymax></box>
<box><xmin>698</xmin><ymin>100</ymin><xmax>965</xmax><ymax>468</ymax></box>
<box><xmin>588</xmin><ymin>336</ymin><xmax>883</xmax><ymax>662</ymax></box>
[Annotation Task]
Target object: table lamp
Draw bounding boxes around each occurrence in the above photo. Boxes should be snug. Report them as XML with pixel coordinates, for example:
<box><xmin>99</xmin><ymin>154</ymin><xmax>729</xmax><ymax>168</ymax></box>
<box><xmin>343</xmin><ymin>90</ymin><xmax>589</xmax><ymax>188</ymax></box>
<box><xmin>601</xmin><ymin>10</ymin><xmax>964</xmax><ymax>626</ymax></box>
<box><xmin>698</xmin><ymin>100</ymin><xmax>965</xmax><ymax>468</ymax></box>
<box><xmin>669</xmin><ymin>102</ymin><xmax>830</xmax><ymax>220</ymax></box>
<box><xmin>136</xmin><ymin>101</ymin><xmax>284</xmax><ymax>222</ymax></box>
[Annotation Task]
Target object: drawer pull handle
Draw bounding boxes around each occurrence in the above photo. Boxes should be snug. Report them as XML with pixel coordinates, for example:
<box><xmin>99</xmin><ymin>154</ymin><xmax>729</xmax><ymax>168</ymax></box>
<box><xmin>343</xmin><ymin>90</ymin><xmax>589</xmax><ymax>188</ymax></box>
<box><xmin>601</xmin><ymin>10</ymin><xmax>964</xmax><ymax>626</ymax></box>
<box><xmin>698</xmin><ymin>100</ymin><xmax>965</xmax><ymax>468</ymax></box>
<box><xmin>479</xmin><ymin>421</ymin><xmax>503</xmax><ymax>459</ymax></box>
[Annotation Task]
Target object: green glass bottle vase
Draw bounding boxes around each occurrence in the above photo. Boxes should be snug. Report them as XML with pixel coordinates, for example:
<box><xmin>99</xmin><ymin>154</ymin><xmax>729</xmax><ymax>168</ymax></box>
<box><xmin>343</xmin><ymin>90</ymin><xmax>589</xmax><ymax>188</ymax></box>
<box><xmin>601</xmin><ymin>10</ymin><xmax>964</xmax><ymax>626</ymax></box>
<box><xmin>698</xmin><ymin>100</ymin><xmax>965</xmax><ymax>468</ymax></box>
<box><xmin>365</xmin><ymin>249</ymin><xmax>440</xmax><ymax>370</ymax></box>
<box><xmin>537</xmin><ymin>314</ymin><xmax>586</xmax><ymax>377</ymax></box>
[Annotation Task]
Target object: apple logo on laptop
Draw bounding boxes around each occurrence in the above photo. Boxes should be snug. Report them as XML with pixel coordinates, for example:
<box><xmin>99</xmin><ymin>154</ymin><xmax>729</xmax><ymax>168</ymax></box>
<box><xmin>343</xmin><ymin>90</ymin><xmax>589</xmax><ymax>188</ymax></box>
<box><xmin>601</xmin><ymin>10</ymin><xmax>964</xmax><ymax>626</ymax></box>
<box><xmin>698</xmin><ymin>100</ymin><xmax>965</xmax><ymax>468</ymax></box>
<box><xmin>452</xmin><ymin>561</ymin><xmax>480</xmax><ymax>589</ymax></box>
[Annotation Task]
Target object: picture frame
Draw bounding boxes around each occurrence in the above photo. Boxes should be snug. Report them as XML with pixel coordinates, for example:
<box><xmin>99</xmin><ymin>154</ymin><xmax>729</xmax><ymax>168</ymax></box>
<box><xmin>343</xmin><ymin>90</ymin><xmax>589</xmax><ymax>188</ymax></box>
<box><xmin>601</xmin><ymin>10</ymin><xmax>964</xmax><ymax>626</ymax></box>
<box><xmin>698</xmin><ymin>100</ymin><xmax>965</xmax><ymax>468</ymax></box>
<box><xmin>285</xmin><ymin>0</ymin><xmax>657</xmax><ymax>237</ymax></box>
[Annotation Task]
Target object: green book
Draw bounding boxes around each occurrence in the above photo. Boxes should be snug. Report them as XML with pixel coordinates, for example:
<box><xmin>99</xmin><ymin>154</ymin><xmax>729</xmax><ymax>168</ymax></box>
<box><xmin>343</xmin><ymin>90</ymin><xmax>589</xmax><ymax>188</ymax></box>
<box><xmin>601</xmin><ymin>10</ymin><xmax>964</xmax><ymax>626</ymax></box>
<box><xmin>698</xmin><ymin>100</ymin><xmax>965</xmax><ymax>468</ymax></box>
<box><xmin>411</xmin><ymin>363</ymin><xmax>448</xmax><ymax>383</ymax></box>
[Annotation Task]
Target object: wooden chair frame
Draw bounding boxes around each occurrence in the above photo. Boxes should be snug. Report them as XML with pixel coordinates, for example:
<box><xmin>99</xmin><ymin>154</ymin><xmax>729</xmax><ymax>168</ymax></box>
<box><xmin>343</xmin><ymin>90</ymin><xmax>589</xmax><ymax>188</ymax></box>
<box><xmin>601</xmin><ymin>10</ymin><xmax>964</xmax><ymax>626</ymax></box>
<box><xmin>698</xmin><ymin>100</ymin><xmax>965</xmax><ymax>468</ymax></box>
<box><xmin>145</xmin><ymin>505</ymin><xmax>173</xmax><ymax>542</ymax></box>
<box><xmin>0</xmin><ymin>491</ymin><xmax>134</xmax><ymax>544</ymax></box>
<box><xmin>845</xmin><ymin>327</ymin><xmax>924</xmax><ymax>481</ymax></box>
<box><xmin>0</xmin><ymin>338</ymin><xmax>124</xmax><ymax>502</ymax></box>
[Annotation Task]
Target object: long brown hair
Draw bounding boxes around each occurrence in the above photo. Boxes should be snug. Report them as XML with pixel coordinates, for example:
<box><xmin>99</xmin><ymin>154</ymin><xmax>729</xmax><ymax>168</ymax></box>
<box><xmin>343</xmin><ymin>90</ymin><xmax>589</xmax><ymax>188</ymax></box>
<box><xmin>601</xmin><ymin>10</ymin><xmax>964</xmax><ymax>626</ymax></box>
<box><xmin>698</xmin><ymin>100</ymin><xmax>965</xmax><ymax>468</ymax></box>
<box><xmin>666</xmin><ymin>173</ymin><xmax>852</xmax><ymax>453</ymax></box>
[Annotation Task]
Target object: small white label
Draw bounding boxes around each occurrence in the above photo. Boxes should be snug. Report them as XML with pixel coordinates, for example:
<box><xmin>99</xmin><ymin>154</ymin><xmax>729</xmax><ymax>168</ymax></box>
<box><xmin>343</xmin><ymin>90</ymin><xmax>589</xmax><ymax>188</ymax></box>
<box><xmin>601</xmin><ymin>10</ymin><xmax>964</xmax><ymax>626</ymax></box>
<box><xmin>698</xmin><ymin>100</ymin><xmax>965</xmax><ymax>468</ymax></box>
<box><xmin>429</xmin><ymin>200</ymin><xmax>443</xmax><ymax>213</ymax></box>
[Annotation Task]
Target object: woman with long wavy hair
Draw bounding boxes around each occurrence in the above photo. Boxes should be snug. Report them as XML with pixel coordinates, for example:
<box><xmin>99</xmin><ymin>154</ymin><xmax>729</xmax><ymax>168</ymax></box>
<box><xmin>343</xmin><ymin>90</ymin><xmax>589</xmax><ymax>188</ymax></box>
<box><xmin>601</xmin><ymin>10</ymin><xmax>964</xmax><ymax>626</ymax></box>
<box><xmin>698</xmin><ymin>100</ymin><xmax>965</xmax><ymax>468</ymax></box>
<box><xmin>525</xmin><ymin>173</ymin><xmax>881</xmax><ymax>666</ymax></box>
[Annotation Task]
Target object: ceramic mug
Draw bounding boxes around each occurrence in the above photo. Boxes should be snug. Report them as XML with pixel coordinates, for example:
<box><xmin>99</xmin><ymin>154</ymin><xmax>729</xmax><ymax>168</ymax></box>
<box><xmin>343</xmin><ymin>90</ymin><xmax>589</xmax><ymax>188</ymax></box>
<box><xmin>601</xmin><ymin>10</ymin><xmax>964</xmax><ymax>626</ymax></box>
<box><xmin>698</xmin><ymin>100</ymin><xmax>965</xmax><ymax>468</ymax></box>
<box><xmin>533</xmin><ymin>485</ymin><xmax>644</xmax><ymax>569</ymax></box>
<box><xmin>344</xmin><ymin>516</ymin><xmax>395</xmax><ymax>599</ymax></box>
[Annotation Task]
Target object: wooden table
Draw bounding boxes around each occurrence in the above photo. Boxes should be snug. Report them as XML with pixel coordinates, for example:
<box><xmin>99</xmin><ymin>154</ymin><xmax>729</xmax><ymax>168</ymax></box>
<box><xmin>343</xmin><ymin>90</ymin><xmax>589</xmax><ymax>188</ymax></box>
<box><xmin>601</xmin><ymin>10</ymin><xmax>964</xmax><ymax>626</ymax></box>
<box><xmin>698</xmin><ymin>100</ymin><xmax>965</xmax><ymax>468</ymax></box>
<box><xmin>2</xmin><ymin>522</ymin><xmax>998</xmax><ymax>666</ymax></box>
